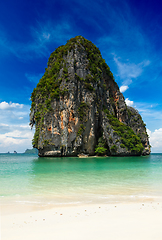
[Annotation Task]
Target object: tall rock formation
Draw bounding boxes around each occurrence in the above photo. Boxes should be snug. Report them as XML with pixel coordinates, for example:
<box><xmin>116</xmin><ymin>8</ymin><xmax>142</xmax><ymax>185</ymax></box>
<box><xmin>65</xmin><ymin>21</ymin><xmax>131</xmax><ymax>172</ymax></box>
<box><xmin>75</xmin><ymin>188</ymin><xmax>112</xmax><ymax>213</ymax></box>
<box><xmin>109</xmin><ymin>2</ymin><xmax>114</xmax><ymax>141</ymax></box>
<box><xmin>30</xmin><ymin>36</ymin><xmax>150</xmax><ymax>157</ymax></box>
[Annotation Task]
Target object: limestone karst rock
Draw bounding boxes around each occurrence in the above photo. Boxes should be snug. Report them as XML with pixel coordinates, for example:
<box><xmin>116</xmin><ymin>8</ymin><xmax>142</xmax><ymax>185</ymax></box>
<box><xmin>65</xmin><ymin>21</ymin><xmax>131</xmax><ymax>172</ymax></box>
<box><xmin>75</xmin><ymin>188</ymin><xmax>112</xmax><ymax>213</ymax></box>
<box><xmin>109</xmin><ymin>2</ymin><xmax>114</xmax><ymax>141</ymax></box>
<box><xmin>30</xmin><ymin>36</ymin><xmax>150</xmax><ymax>157</ymax></box>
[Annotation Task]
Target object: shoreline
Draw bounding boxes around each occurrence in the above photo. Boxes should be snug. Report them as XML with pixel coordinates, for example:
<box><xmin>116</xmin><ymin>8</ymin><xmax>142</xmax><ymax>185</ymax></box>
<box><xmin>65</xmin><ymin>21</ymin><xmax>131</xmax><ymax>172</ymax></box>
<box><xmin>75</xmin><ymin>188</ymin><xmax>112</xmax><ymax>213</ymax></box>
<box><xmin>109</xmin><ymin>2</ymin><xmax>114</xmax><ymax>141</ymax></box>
<box><xmin>1</xmin><ymin>193</ymin><xmax>161</xmax><ymax>215</ymax></box>
<box><xmin>1</xmin><ymin>200</ymin><xmax>162</xmax><ymax>240</ymax></box>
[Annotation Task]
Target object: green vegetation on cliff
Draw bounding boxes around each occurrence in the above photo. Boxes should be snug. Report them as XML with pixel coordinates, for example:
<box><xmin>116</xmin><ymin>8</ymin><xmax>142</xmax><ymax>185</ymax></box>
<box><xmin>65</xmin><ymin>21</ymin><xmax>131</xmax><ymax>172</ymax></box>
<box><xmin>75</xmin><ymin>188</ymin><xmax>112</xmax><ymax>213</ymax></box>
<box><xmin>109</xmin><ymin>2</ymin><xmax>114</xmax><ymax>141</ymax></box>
<box><xmin>103</xmin><ymin>109</ymin><xmax>144</xmax><ymax>155</ymax></box>
<box><xmin>30</xmin><ymin>36</ymin><xmax>116</xmax><ymax>149</ymax></box>
<box><xmin>31</xmin><ymin>36</ymin><xmax>115</xmax><ymax>110</ymax></box>
<box><xmin>95</xmin><ymin>136</ymin><xmax>107</xmax><ymax>155</ymax></box>
<box><xmin>30</xmin><ymin>36</ymin><xmax>150</xmax><ymax>157</ymax></box>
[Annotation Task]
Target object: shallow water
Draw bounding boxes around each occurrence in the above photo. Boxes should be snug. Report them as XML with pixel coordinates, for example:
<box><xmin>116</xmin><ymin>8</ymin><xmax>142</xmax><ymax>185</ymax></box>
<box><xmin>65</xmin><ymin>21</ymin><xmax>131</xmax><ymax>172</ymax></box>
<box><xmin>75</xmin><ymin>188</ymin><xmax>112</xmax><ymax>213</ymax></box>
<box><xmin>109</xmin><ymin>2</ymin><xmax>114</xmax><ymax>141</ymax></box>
<box><xmin>0</xmin><ymin>153</ymin><xmax>162</xmax><ymax>206</ymax></box>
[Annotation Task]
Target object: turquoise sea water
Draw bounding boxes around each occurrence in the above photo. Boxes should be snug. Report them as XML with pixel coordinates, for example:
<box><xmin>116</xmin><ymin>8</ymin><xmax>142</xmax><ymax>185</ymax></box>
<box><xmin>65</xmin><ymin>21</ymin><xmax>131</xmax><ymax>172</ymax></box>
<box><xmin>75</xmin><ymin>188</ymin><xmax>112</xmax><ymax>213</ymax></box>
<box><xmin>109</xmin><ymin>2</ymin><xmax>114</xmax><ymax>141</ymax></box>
<box><xmin>0</xmin><ymin>153</ymin><xmax>162</xmax><ymax>206</ymax></box>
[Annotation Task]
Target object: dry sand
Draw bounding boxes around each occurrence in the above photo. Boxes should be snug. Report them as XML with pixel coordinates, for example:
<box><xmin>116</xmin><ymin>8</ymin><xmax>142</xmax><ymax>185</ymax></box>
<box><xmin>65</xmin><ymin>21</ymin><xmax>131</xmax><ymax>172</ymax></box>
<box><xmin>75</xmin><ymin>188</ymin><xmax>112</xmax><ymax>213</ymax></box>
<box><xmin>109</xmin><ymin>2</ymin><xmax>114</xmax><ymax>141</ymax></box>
<box><xmin>1</xmin><ymin>200</ymin><xmax>162</xmax><ymax>240</ymax></box>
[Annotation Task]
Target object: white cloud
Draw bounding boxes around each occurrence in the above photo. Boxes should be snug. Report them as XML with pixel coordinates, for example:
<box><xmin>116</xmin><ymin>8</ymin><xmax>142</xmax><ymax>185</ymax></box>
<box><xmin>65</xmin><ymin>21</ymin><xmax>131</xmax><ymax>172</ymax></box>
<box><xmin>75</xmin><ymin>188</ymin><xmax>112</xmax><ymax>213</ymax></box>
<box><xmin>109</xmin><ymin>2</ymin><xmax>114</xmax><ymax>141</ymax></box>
<box><xmin>25</xmin><ymin>21</ymin><xmax>72</xmax><ymax>58</ymax></box>
<box><xmin>31</xmin><ymin>21</ymin><xmax>72</xmax><ymax>45</ymax></box>
<box><xmin>0</xmin><ymin>101</ymin><xmax>23</xmax><ymax>110</ymax></box>
<box><xmin>114</xmin><ymin>57</ymin><xmax>143</xmax><ymax>80</ymax></box>
<box><xmin>0</xmin><ymin>101</ymin><xmax>30</xmax><ymax>123</ymax></box>
<box><xmin>147</xmin><ymin>128</ymin><xmax>162</xmax><ymax>153</ymax></box>
<box><xmin>114</xmin><ymin>57</ymin><xmax>150</xmax><ymax>86</ymax></box>
<box><xmin>120</xmin><ymin>85</ymin><xmax>129</xmax><ymax>93</ymax></box>
<box><xmin>0</xmin><ymin>101</ymin><xmax>34</xmax><ymax>152</ymax></box>
<box><xmin>0</xmin><ymin>124</ymin><xmax>34</xmax><ymax>153</ymax></box>
<box><xmin>0</xmin><ymin>21</ymin><xmax>73</xmax><ymax>59</ymax></box>
<box><xmin>42</xmin><ymin>32</ymin><xmax>51</xmax><ymax>41</ymax></box>
<box><xmin>0</xmin><ymin>123</ymin><xmax>8</xmax><ymax>127</ymax></box>
<box><xmin>134</xmin><ymin>102</ymin><xmax>162</xmax><ymax>121</ymax></box>
<box><xmin>125</xmin><ymin>98</ymin><xmax>134</xmax><ymax>107</ymax></box>
<box><xmin>25</xmin><ymin>73</ymin><xmax>43</xmax><ymax>84</ymax></box>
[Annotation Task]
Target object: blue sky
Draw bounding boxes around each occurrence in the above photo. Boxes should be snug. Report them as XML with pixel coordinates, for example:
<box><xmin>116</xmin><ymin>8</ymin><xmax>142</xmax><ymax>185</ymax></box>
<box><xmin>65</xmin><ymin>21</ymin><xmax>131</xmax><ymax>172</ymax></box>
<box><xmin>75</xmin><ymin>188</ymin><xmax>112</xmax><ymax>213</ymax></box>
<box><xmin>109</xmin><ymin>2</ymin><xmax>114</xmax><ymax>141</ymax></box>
<box><xmin>0</xmin><ymin>0</ymin><xmax>162</xmax><ymax>153</ymax></box>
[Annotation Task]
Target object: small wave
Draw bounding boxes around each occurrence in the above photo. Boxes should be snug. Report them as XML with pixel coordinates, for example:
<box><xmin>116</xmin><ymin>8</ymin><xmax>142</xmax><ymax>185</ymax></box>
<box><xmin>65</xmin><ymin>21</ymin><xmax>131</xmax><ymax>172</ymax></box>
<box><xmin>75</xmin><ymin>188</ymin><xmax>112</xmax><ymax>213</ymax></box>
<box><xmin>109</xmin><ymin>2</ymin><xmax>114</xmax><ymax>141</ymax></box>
<box><xmin>56</xmin><ymin>201</ymin><xmax>82</xmax><ymax>205</ymax></box>
<box><xmin>15</xmin><ymin>200</ymin><xmax>42</xmax><ymax>204</ymax></box>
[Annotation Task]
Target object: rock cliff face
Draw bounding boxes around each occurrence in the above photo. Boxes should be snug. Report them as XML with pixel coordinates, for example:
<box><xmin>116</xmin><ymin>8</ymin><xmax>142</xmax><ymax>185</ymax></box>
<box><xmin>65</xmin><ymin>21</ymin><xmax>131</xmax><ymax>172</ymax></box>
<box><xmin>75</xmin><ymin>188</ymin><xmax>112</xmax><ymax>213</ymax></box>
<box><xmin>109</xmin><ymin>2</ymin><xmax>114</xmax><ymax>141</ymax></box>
<box><xmin>30</xmin><ymin>36</ymin><xmax>150</xmax><ymax>157</ymax></box>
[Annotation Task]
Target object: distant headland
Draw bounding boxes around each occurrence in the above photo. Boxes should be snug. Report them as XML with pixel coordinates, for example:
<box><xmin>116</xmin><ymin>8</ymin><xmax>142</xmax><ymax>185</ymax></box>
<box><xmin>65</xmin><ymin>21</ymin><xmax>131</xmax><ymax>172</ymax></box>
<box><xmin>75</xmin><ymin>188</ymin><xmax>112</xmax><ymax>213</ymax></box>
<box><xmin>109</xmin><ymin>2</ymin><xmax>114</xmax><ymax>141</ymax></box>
<box><xmin>24</xmin><ymin>148</ymin><xmax>38</xmax><ymax>154</ymax></box>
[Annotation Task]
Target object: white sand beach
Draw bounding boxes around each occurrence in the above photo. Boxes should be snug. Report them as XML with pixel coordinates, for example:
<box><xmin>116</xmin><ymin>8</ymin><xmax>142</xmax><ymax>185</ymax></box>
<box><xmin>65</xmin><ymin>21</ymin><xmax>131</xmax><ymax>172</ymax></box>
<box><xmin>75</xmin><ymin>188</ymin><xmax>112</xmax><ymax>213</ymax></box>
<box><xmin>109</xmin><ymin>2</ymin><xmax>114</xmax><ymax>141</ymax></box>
<box><xmin>1</xmin><ymin>200</ymin><xmax>162</xmax><ymax>240</ymax></box>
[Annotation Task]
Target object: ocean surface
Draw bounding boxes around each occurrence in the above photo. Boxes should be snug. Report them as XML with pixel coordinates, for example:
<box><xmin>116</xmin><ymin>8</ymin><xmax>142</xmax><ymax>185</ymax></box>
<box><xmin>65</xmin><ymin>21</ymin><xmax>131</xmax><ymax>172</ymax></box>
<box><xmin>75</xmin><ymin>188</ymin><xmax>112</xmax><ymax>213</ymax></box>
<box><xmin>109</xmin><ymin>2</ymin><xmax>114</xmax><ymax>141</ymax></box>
<box><xmin>0</xmin><ymin>153</ymin><xmax>162</xmax><ymax>206</ymax></box>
